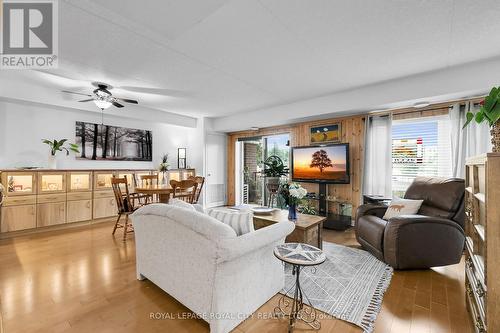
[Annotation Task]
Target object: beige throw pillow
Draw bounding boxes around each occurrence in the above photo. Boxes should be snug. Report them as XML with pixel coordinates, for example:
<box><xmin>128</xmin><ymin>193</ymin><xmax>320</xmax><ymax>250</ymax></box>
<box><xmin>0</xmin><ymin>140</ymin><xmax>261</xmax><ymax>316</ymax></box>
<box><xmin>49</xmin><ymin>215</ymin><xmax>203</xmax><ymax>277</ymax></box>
<box><xmin>383</xmin><ymin>198</ymin><xmax>424</xmax><ymax>220</ymax></box>
<box><xmin>206</xmin><ymin>209</ymin><xmax>255</xmax><ymax>236</ymax></box>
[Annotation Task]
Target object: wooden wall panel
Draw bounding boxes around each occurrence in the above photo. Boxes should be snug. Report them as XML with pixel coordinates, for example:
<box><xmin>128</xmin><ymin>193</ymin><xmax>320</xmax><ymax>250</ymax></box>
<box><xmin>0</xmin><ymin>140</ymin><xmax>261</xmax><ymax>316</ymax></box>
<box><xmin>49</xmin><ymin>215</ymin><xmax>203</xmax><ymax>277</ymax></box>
<box><xmin>226</xmin><ymin>115</ymin><xmax>366</xmax><ymax>216</ymax></box>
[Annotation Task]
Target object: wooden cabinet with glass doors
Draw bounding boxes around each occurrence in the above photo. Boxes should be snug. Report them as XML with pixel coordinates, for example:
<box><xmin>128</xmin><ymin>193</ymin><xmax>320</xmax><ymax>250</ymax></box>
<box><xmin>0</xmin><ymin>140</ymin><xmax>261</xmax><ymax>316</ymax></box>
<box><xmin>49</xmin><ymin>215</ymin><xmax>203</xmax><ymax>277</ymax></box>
<box><xmin>0</xmin><ymin>169</ymin><xmax>175</xmax><ymax>237</ymax></box>
<box><xmin>92</xmin><ymin>171</ymin><xmax>116</xmax><ymax>220</ymax></box>
<box><xmin>67</xmin><ymin>171</ymin><xmax>93</xmax><ymax>223</ymax></box>
<box><xmin>0</xmin><ymin>171</ymin><xmax>37</xmax><ymax>232</ymax></box>
<box><xmin>37</xmin><ymin>171</ymin><xmax>67</xmax><ymax>227</ymax></box>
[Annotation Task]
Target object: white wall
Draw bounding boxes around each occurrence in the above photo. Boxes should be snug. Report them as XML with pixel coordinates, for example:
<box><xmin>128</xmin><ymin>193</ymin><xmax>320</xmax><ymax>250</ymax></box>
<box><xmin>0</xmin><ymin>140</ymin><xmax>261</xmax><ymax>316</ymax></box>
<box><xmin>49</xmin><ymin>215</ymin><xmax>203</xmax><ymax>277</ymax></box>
<box><xmin>0</xmin><ymin>100</ymin><xmax>203</xmax><ymax>171</ymax></box>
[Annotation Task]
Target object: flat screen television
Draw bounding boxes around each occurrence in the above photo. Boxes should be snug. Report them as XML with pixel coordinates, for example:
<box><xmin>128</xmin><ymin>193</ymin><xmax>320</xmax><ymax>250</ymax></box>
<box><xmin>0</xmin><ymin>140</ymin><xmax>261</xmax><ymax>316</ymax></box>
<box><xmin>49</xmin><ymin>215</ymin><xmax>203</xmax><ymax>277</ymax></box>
<box><xmin>291</xmin><ymin>144</ymin><xmax>350</xmax><ymax>184</ymax></box>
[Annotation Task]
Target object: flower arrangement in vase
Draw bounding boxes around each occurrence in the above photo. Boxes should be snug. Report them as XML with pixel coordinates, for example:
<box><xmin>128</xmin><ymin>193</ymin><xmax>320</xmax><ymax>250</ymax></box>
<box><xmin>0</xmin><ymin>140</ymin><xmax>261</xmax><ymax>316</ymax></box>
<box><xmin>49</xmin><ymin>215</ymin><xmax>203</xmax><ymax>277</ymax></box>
<box><xmin>463</xmin><ymin>86</ymin><xmax>500</xmax><ymax>152</ymax></box>
<box><xmin>158</xmin><ymin>153</ymin><xmax>170</xmax><ymax>185</ymax></box>
<box><xmin>278</xmin><ymin>180</ymin><xmax>307</xmax><ymax>221</ymax></box>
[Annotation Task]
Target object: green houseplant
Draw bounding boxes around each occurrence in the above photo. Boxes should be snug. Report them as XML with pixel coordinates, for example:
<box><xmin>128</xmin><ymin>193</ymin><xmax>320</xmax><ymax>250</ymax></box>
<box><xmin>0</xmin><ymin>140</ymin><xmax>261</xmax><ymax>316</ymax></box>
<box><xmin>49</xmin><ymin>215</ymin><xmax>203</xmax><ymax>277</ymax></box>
<box><xmin>463</xmin><ymin>87</ymin><xmax>500</xmax><ymax>152</ymax></box>
<box><xmin>262</xmin><ymin>155</ymin><xmax>289</xmax><ymax>185</ymax></box>
<box><xmin>42</xmin><ymin>139</ymin><xmax>80</xmax><ymax>169</ymax></box>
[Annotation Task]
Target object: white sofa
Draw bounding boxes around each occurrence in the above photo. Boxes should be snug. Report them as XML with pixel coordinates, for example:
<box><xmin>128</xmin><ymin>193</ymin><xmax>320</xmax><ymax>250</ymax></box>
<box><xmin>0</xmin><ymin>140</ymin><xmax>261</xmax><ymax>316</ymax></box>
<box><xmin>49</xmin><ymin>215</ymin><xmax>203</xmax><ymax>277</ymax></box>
<box><xmin>131</xmin><ymin>204</ymin><xmax>295</xmax><ymax>333</ymax></box>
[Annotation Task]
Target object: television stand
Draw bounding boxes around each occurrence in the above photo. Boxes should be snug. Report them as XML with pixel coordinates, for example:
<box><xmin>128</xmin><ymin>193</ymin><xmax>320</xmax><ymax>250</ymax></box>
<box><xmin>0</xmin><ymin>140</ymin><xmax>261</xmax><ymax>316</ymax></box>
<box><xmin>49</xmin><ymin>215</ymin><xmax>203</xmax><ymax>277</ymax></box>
<box><xmin>317</xmin><ymin>183</ymin><xmax>352</xmax><ymax>231</ymax></box>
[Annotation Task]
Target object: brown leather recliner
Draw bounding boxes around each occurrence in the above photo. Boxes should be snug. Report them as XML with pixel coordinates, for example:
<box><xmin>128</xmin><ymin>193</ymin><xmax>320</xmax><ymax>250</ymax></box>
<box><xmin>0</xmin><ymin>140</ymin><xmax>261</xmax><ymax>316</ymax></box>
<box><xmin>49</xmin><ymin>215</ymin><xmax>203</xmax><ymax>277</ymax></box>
<box><xmin>356</xmin><ymin>177</ymin><xmax>465</xmax><ymax>269</ymax></box>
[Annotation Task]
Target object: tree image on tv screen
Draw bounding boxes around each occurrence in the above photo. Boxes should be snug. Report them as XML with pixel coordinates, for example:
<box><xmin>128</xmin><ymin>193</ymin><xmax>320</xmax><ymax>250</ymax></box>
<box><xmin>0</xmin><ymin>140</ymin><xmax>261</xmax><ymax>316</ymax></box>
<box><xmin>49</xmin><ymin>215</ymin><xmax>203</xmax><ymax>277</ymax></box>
<box><xmin>310</xmin><ymin>149</ymin><xmax>333</xmax><ymax>172</ymax></box>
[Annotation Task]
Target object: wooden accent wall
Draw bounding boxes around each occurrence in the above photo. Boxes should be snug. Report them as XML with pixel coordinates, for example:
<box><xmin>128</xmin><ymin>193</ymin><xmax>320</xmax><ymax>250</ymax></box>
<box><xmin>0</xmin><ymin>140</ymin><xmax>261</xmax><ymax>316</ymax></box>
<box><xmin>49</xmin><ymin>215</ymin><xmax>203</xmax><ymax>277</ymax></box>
<box><xmin>227</xmin><ymin>115</ymin><xmax>365</xmax><ymax>215</ymax></box>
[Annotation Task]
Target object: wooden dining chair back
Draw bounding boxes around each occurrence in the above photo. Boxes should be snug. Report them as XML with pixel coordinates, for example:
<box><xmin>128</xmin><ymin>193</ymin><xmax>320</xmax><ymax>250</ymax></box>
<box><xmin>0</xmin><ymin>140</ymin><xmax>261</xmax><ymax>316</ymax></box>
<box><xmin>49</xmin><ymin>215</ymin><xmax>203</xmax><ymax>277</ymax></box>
<box><xmin>170</xmin><ymin>179</ymin><xmax>198</xmax><ymax>204</ymax></box>
<box><xmin>140</xmin><ymin>174</ymin><xmax>159</xmax><ymax>186</ymax></box>
<box><xmin>140</xmin><ymin>174</ymin><xmax>159</xmax><ymax>203</ymax></box>
<box><xmin>111</xmin><ymin>176</ymin><xmax>135</xmax><ymax>241</ymax></box>
<box><xmin>188</xmin><ymin>176</ymin><xmax>205</xmax><ymax>204</ymax></box>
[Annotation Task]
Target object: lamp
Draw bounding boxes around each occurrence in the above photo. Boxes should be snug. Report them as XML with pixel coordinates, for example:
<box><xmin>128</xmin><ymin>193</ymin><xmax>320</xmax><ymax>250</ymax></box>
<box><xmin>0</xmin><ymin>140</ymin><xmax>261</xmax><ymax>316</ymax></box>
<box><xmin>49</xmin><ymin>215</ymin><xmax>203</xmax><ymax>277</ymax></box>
<box><xmin>178</xmin><ymin>148</ymin><xmax>186</xmax><ymax>169</ymax></box>
<box><xmin>93</xmin><ymin>99</ymin><xmax>112</xmax><ymax>110</ymax></box>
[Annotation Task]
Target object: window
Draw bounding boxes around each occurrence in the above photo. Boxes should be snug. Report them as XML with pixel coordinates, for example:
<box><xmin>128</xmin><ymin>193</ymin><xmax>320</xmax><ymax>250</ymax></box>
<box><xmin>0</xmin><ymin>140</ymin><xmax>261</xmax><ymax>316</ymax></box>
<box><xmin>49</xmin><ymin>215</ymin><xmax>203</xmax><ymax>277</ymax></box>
<box><xmin>392</xmin><ymin>114</ymin><xmax>452</xmax><ymax>197</ymax></box>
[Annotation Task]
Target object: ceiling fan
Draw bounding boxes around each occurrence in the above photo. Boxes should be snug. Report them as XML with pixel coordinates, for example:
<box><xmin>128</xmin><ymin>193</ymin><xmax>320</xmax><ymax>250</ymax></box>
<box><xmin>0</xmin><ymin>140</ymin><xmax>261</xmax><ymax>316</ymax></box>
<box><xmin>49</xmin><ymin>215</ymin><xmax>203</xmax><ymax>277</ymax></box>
<box><xmin>62</xmin><ymin>82</ymin><xmax>139</xmax><ymax>110</ymax></box>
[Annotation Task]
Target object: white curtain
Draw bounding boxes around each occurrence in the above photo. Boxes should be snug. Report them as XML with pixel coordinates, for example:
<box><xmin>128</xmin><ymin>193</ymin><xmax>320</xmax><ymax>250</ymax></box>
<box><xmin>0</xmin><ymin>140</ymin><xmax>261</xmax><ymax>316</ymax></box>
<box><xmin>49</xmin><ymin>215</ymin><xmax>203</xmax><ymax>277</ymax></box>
<box><xmin>363</xmin><ymin>114</ymin><xmax>393</xmax><ymax>197</ymax></box>
<box><xmin>450</xmin><ymin>102</ymin><xmax>492</xmax><ymax>178</ymax></box>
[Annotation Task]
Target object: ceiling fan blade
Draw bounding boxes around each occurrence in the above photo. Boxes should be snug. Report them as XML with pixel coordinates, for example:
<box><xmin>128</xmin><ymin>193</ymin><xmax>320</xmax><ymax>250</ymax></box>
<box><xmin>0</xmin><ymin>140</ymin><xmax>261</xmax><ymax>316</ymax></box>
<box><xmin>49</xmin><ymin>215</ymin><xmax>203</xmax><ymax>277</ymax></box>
<box><xmin>78</xmin><ymin>99</ymin><xmax>94</xmax><ymax>102</ymax></box>
<box><xmin>100</xmin><ymin>87</ymin><xmax>112</xmax><ymax>95</ymax></box>
<box><xmin>112</xmin><ymin>101</ymin><xmax>124</xmax><ymax>108</ymax></box>
<box><xmin>118</xmin><ymin>86</ymin><xmax>190</xmax><ymax>98</ymax></box>
<box><xmin>116</xmin><ymin>98</ymin><xmax>138</xmax><ymax>104</ymax></box>
<box><xmin>62</xmin><ymin>90</ymin><xmax>92</xmax><ymax>97</ymax></box>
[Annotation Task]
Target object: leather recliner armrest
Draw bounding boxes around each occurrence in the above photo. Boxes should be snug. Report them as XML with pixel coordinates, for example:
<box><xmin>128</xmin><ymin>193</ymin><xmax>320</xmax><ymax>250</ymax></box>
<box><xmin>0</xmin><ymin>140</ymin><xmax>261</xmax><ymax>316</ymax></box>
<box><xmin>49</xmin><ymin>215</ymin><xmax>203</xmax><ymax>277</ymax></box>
<box><xmin>383</xmin><ymin>214</ymin><xmax>465</xmax><ymax>269</ymax></box>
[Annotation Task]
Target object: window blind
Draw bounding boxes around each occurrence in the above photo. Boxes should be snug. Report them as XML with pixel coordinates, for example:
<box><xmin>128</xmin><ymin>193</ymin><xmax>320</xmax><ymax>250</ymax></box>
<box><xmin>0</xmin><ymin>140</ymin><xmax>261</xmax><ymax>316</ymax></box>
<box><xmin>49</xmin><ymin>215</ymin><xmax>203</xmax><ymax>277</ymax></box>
<box><xmin>392</xmin><ymin>114</ymin><xmax>452</xmax><ymax>197</ymax></box>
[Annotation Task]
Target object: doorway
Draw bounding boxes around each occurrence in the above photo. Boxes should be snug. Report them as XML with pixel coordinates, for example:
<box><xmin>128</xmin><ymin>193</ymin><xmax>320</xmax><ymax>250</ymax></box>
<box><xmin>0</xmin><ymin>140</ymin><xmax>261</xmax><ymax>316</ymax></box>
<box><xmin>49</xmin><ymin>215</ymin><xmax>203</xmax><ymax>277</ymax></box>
<box><xmin>235</xmin><ymin>133</ymin><xmax>290</xmax><ymax>206</ymax></box>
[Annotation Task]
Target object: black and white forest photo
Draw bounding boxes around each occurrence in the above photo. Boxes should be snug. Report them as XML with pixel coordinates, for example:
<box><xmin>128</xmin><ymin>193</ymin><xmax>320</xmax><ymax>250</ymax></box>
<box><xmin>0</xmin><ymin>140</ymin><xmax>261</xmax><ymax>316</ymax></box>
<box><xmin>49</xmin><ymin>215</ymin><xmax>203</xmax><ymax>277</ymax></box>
<box><xmin>75</xmin><ymin>121</ymin><xmax>153</xmax><ymax>161</ymax></box>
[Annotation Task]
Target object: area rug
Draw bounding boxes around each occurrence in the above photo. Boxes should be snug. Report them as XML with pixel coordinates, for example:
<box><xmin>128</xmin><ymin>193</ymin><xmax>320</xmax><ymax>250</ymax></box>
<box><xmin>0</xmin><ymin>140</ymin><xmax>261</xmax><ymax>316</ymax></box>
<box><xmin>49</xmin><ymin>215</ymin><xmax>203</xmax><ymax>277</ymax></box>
<box><xmin>281</xmin><ymin>242</ymin><xmax>393</xmax><ymax>333</ymax></box>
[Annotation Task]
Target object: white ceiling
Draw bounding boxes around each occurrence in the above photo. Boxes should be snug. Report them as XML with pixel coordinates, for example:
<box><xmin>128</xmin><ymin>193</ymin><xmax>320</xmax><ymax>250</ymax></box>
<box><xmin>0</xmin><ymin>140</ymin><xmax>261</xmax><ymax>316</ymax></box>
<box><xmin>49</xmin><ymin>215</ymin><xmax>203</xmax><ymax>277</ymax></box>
<box><xmin>2</xmin><ymin>0</ymin><xmax>500</xmax><ymax>127</ymax></box>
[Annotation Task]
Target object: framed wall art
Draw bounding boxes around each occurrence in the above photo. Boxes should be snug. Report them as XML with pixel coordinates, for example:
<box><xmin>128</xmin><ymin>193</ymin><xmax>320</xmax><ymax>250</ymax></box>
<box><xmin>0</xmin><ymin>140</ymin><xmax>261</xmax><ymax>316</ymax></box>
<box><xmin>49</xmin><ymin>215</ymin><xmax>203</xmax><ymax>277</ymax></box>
<box><xmin>310</xmin><ymin>123</ymin><xmax>341</xmax><ymax>144</ymax></box>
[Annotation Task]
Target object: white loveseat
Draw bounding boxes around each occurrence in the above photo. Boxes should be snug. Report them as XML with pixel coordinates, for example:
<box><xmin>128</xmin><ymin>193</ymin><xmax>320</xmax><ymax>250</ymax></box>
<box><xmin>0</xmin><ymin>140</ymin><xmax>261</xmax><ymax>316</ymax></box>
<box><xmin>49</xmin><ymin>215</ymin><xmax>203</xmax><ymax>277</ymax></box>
<box><xmin>131</xmin><ymin>204</ymin><xmax>295</xmax><ymax>333</ymax></box>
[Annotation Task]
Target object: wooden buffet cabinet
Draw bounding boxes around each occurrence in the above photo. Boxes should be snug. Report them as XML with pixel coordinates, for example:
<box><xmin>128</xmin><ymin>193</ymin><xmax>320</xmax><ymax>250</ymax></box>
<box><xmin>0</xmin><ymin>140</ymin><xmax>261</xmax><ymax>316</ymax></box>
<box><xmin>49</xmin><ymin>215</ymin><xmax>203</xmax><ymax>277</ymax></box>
<box><xmin>0</xmin><ymin>168</ymin><xmax>195</xmax><ymax>237</ymax></box>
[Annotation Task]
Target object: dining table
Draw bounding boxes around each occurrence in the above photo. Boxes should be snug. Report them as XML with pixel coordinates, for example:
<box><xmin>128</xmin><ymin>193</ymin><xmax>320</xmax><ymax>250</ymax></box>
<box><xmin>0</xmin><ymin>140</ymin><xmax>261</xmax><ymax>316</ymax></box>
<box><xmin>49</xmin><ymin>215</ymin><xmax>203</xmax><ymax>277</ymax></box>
<box><xmin>134</xmin><ymin>184</ymin><xmax>173</xmax><ymax>204</ymax></box>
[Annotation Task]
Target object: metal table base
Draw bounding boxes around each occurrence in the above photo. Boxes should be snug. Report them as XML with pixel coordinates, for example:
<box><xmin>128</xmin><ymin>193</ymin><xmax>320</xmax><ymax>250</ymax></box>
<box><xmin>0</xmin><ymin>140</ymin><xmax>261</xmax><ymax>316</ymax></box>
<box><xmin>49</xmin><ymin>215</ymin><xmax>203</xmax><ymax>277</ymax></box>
<box><xmin>274</xmin><ymin>264</ymin><xmax>321</xmax><ymax>332</ymax></box>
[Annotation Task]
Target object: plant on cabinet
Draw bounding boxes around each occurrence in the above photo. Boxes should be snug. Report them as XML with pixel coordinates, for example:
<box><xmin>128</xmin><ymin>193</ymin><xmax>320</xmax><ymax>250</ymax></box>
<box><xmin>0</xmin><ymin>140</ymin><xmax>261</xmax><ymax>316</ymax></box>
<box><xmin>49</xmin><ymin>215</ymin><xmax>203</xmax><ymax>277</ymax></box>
<box><xmin>42</xmin><ymin>139</ymin><xmax>79</xmax><ymax>169</ymax></box>
<box><xmin>463</xmin><ymin>86</ymin><xmax>500</xmax><ymax>152</ymax></box>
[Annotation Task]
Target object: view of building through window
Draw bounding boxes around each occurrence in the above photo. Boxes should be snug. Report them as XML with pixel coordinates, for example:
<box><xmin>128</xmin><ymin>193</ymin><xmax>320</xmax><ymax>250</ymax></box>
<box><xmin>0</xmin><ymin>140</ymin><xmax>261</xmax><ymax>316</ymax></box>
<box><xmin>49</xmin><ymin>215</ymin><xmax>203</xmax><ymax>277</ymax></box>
<box><xmin>392</xmin><ymin>115</ymin><xmax>452</xmax><ymax>197</ymax></box>
<box><xmin>241</xmin><ymin>134</ymin><xmax>290</xmax><ymax>205</ymax></box>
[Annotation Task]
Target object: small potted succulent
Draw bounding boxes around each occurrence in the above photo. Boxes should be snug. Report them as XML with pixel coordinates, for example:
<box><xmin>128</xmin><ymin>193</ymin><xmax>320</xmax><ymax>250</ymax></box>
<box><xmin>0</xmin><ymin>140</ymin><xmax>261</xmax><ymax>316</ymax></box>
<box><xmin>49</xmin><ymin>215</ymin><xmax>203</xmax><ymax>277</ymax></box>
<box><xmin>42</xmin><ymin>139</ymin><xmax>80</xmax><ymax>169</ymax></box>
<box><xmin>463</xmin><ymin>86</ymin><xmax>500</xmax><ymax>152</ymax></box>
<box><xmin>279</xmin><ymin>180</ymin><xmax>307</xmax><ymax>221</ymax></box>
<box><xmin>158</xmin><ymin>153</ymin><xmax>170</xmax><ymax>185</ymax></box>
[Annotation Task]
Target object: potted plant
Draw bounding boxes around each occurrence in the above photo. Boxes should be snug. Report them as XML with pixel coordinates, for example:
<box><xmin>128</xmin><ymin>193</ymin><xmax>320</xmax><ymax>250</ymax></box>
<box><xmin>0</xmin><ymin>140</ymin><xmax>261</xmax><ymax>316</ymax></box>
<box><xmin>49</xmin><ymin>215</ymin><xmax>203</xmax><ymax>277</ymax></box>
<box><xmin>278</xmin><ymin>181</ymin><xmax>307</xmax><ymax>221</ymax></box>
<box><xmin>262</xmin><ymin>155</ymin><xmax>289</xmax><ymax>186</ymax></box>
<box><xmin>158</xmin><ymin>153</ymin><xmax>170</xmax><ymax>185</ymax></box>
<box><xmin>42</xmin><ymin>139</ymin><xmax>80</xmax><ymax>169</ymax></box>
<box><xmin>463</xmin><ymin>86</ymin><xmax>500</xmax><ymax>152</ymax></box>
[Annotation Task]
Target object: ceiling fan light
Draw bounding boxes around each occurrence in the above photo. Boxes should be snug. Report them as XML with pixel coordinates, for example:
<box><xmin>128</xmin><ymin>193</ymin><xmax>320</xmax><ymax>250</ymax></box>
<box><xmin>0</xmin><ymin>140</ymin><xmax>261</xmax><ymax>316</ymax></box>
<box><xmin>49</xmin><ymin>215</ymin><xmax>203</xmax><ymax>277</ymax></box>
<box><xmin>93</xmin><ymin>99</ymin><xmax>112</xmax><ymax>110</ymax></box>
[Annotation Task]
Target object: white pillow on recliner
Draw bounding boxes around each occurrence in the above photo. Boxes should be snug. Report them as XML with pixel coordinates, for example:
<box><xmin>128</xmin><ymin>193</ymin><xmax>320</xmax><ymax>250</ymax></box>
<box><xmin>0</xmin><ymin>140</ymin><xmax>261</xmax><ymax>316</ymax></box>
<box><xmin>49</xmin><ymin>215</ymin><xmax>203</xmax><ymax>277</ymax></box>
<box><xmin>383</xmin><ymin>198</ymin><xmax>424</xmax><ymax>220</ymax></box>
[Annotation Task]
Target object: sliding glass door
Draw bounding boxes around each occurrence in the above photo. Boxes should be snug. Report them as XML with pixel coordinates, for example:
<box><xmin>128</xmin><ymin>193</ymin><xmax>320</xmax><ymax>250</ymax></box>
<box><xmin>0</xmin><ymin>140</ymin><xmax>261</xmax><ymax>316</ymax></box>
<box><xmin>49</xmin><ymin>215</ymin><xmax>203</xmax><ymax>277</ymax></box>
<box><xmin>235</xmin><ymin>133</ymin><xmax>290</xmax><ymax>206</ymax></box>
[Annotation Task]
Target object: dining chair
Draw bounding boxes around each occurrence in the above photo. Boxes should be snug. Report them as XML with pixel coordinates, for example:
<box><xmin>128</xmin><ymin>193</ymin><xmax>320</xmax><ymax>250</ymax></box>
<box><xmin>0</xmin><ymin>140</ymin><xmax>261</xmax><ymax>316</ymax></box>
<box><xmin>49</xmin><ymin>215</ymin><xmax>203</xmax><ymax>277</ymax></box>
<box><xmin>170</xmin><ymin>179</ymin><xmax>198</xmax><ymax>204</ymax></box>
<box><xmin>111</xmin><ymin>176</ymin><xmax>138</xmax><ymax>241</ymax></box>
<box><xmin>188</xmin><ymin>176</ymin><xmax>205</xmax><ymax>204</ymax></box>
<box><xmin>130</xmin><ymin>174</ymin><xmax>151</xmax><ymax>206</ymax></box>
<box><xmin>140</xmin><ymin>174</ymin><xmax>159</xmax><ymax>203</ymax></box>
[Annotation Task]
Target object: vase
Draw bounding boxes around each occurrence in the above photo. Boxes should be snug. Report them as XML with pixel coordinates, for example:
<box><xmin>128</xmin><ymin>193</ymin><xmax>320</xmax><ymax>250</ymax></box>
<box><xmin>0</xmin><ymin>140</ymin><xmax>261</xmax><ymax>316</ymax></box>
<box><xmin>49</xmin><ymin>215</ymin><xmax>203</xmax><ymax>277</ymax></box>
<box><xmin>492</xmin><ymin>121</ymin><xmax>500</xmax><ymax>153</ymax></box>
<box><xmin>48</xmin><ymin>154</ymin><xmax>57</xmax><ymax>169</ymax></box>
<box><xmin>288</xmin><ymin>204</ymin><xmax>297</xmax><ymax>221</ymax></box>
<box><xmin>162</xmin><ymin>172</ymin><xmax>169</xmax><ymax>185</ymax></box>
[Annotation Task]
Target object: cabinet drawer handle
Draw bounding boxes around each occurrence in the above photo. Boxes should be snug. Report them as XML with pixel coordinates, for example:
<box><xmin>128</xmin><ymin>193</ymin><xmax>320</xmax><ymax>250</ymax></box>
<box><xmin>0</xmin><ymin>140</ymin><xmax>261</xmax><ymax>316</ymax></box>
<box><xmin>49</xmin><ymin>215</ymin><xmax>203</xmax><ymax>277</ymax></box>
<box><xmin>86</xmin><ymin>202</ymin><xmax>91</xmax><ymax>208</ymax></box>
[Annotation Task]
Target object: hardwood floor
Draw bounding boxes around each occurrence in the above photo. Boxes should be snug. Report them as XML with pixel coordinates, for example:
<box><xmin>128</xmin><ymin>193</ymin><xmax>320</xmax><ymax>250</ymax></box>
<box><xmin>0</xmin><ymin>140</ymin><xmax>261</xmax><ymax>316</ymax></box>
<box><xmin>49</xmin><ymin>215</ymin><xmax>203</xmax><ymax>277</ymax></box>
<box><xmin>0</xmin><ymin>222</ymin><xmax>473</xmax><ymax>333</ymax></box>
